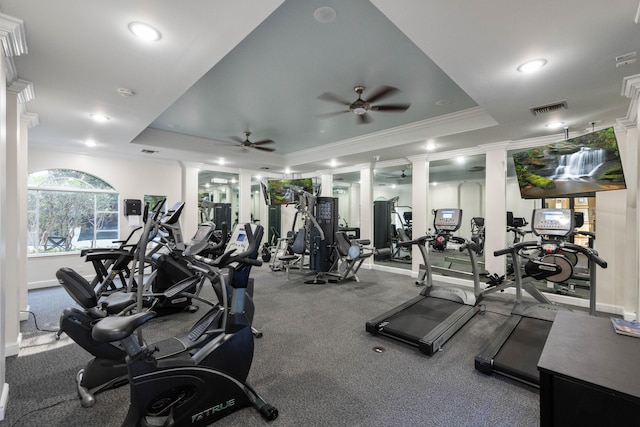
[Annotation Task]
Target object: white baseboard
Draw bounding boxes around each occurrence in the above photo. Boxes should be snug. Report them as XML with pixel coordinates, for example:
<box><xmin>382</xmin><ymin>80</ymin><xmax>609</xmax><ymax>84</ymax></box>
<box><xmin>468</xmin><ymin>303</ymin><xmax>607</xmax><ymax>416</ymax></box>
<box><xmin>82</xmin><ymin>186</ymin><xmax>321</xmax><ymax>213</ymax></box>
<box><xmin>0</xmin><ymin>383</ymin><xmax>8</xmax><ymax>421</ymax></box>
<box><xmin>28</xmin><ymin>279</ymin><xmax>60</xmax><ymax>290</ymax></box>
<box><xmin>5</xmin><ymin>333</ymin><xmax>22</xmax><ymax>357</ymax></box>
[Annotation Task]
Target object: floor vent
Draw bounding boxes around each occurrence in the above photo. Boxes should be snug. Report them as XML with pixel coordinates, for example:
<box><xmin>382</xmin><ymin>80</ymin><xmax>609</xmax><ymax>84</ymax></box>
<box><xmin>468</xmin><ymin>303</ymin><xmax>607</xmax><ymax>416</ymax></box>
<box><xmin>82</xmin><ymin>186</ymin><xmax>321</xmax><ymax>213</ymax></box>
<box><xmin>529</xmin><ymin>100</ymin><xmax>568</xmax><ymax>116</ymax></box>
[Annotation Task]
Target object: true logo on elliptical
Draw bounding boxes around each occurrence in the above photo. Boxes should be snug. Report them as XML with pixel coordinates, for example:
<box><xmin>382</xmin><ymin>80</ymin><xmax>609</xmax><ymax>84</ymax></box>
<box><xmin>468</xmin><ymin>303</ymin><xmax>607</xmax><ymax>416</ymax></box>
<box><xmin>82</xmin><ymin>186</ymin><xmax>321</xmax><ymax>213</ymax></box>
<box><xmin>191</xmin><ymin>399</ymin><xmax>235</xmax><ymax>423</ymax></box>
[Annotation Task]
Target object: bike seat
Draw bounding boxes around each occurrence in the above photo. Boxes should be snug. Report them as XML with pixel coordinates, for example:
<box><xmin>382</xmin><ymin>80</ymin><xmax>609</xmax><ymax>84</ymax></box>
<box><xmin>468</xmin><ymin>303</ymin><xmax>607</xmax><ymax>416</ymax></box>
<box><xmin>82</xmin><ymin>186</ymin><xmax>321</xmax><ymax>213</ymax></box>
<box><xmin>100</xmin><ymin>291</ymin><xmax>137</xmax><ymax>314</ymax></box>
<box><xmin>92</xmin><ymin>311</ymin><xmax>156</xmax><ymax>343</ymax></box>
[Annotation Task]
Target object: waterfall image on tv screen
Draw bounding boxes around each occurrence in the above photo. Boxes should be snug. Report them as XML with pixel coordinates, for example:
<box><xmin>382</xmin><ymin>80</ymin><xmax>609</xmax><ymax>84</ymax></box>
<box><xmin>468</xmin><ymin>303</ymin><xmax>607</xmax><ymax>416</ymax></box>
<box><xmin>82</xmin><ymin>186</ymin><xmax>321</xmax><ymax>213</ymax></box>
<box><xmin>512</xmin><ymin>127</ymin><xmax>626</xmax><ymax>199</ymax></box>
<box><xmin>267</xmin><ymin>178</ymin><xmax>314</xmax><ymax>205</ymax></box>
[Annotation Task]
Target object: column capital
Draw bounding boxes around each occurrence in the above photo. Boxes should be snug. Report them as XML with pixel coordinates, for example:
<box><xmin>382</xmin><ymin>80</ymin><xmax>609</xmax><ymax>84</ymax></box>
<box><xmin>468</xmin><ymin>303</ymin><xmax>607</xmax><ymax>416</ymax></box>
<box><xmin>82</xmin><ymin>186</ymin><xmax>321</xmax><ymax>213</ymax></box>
<box><xmin>7</xmin><ymin>79</ymin><xmax>34</xmax><ymax>103</ymax></box>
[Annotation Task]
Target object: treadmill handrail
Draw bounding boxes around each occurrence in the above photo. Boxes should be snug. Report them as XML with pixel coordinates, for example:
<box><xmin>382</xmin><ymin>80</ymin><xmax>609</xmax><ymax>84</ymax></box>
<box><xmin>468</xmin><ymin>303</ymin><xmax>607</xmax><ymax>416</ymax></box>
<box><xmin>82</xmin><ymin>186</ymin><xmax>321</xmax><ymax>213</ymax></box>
<box><xmin>396</xmin><ymin>234</ymin><xmax>434</xmax><ymax>248</ymax></box>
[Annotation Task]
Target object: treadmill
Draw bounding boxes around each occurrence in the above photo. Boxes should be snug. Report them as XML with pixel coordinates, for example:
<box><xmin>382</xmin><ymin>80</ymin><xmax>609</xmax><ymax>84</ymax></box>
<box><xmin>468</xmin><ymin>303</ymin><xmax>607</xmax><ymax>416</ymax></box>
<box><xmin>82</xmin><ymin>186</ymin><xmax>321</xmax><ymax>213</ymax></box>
<box><xmin>366</xmin><ymin>208</ymin><xmax>484</xmax><ymax>356</ymax></box>
<box><xmin>474</xmin><ymin>208</ymin><xmax>607</xmax><ymax>387</ymax></box>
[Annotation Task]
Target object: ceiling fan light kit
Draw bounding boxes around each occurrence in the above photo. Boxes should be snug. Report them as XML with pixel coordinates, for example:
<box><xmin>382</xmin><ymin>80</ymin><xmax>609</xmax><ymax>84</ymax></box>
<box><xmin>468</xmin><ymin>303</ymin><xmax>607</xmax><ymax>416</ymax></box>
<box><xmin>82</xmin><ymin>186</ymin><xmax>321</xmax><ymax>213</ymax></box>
<box><xmin>227</xmin><ymin>131</ymin><xmax>276</xmax><ymax>152</ymax></box>
<box><xmin>317</xmin><ymin>85</ymin><xmax>411</xmax><ymax>124</ymax></box>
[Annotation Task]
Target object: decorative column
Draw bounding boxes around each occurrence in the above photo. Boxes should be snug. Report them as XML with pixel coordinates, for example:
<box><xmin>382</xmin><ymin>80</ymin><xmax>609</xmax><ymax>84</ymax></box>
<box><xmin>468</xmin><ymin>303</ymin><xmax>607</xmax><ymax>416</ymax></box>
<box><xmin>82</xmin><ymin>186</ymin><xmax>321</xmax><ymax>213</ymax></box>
<box><xmin>5</xmin><ymin>79</ymin><xmax>34</xmax><ymax>357</ymax></box>
<box><xmin>359</xmin><ymin>166</ymin><xmax>373</xmax><ymax>268</ymax></box>
<box><xmin>238</xmin><ymin>169</ymin><xmax>252</xmax><ymax>224</ymax></box>
<box><xmin>408</xmin><ymin>155</ymin><xmax>428</xmax><ymax>274</ymax></box>
<box><xmin>481</xmin><ymin>144</ymin><xmax>510</xmax><ymax>276</ymax></box>
<box><xmin>620</xmin><ymin>74</ymin><xmax>640</xmax><ymax>320</ymax></box>
<box><xmin>0</xmin><ymin>11</ymin><xmax>28</xmax><ymax>421</ymax></box>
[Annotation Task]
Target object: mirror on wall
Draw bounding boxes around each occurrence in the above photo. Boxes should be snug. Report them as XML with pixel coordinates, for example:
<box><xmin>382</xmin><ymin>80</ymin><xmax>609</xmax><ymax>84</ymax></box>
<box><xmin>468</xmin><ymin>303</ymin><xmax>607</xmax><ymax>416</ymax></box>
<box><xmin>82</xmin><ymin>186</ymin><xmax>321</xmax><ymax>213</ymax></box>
<box><xmin>332</xmin><ymin>171</ymin><xmax>361</xmax><ymax>239</ymax></box>
<box><xmin>427</xmin><ymin>154</ymin><xmax>486</xmax><ymax>279</ymax></box>
<box><xmin>198</xmin><ymin>170</ymin><xmax>239</xmax><ymax>230</ymax></box>
<box><xmin>371</xmin><ymin>164</ymin><xmax>413</xmax><ymax>270</ymax></box>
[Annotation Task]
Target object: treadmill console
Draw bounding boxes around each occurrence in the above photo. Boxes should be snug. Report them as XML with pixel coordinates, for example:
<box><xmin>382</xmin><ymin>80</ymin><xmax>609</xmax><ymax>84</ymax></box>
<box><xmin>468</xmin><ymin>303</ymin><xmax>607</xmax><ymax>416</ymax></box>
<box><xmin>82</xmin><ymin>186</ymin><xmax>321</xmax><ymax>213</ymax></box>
<box><xmin>433</xmin><ymin>209</ymin><xmax>462</xmax><ymax>232</ymax></box>
<box><xmin>531</xmin><ymin>208</ymin><xmax>574</xmax><ymax>237</ymax></box>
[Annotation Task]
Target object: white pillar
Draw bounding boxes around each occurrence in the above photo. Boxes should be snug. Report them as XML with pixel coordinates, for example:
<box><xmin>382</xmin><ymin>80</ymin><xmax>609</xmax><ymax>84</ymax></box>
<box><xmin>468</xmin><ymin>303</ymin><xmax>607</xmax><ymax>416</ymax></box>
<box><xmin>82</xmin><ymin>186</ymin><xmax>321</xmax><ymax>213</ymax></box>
<box><xmin>409</xmin><ymin>156</ymin><xmax>428</xmax><ymax>273</ymax></box>
<box><xmin>483</xmin><ymin>145</ymin><xmax>509</xmax><ymax>276</ymax></box>
<box><xmin>0</xmin><ymin>12</ymin><xmax>27</xmax><ymax>420</ymax></box>
<box><xmin>238</xmin><ymin>170</ymin><xmax>252</xmax><ymax>224</ymax></box>
<box><xmin>360</xmin><ymin>166</ymin><xmax>373</xmax><ymax>267</ymax></box>
<box><xmin>349</xmin><ymin>182</ymin><xmax>360</xmax><ymax>228</ymax></box>
<box><xmin>0</xmin><ymin>28</ymin><xmax>8</xmax><ymax>424</ymax></box>
<box><xmin>621</xmin><ymin>74</ymin><xmax>640</xmax><ymax>320</ymax></box>
<box><xmin>180</xmin><ymin>163</ymin><xmax>199</xmax><ymax>239</ymax></box>
<box><xmin>18</xmin><ymin>113</ymin><xmax>35</xmax><ymax>321</ymax></box>
<box><xmin>320</xmin><ymin>174</ymin><xmax>332</xmax><ymax>197</ymax></box>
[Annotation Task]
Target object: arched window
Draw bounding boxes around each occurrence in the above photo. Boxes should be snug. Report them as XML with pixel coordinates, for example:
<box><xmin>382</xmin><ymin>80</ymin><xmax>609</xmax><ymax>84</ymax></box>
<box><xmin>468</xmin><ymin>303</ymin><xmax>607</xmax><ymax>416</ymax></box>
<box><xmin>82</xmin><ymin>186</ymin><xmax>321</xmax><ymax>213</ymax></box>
<box><xmin>27</xmin><ymin>169</ymin><xmax>119</xmax><ymax>254</ymax></box>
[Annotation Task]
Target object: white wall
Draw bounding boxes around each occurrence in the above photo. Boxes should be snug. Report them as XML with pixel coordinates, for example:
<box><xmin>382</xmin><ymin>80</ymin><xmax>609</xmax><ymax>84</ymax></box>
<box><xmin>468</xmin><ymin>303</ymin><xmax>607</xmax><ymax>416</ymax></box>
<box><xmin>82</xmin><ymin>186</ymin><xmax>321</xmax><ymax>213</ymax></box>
<box><xmin>27</xmin><ymin>149</ymin><xmax>184</xmax><ymax>288</ymax></box>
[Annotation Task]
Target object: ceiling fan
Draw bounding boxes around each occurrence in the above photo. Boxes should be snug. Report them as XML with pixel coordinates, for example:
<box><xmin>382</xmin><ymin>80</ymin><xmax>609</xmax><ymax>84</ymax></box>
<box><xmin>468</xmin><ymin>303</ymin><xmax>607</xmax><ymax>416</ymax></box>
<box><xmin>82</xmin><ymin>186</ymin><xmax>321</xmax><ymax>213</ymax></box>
<box><xmin>317</xmin><ymin>85</ymin><xmax>410</xmax><ymax>124</ymax></box>
<box><xmin>383</xmin><ymin>169</ymin><xmax>409</xmax><ymax>181</ymax></box>
<box><xmin>227</xmin><ymin>131</ymin><xmax>275</xmax><ymax>152</ymax></box>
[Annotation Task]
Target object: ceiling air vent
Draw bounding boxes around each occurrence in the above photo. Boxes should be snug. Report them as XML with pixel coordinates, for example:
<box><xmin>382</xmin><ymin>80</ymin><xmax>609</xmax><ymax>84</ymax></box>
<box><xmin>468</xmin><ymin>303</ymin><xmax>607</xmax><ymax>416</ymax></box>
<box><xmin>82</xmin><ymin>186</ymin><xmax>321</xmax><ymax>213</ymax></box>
<box><xmin>529</xmin><ymin>101</ymin><xmax>568</xmax><ymax>116</ymax></box>
<box><xmin>140</xmin><ymin>149</ymin><xmax>158</xmax><ymax>154</ymax></box>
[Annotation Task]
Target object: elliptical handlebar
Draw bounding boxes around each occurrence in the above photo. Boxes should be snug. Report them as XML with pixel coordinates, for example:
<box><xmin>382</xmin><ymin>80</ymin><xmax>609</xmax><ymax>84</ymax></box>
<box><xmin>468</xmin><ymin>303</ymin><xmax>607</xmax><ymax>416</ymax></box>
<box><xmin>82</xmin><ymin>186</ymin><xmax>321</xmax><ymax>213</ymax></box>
<box><xmin>211</xmin><ymin>223</ymin><xmax>263</xmax><ymax>269</ymax></box>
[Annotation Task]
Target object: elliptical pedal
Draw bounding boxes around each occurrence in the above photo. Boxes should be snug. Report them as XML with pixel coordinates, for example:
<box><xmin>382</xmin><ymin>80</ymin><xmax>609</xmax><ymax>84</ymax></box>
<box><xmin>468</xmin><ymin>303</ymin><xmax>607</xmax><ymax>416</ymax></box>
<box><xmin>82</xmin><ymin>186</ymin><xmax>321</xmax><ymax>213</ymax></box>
<box><xmin>187</xmin><ymin>308</ymin><xmax>221</xmax><ymax>341</ymax></box>
<box><xmin>165</xmin><ymin>276</ymin><xmax>198</xmax><ymax>298</ymax></box>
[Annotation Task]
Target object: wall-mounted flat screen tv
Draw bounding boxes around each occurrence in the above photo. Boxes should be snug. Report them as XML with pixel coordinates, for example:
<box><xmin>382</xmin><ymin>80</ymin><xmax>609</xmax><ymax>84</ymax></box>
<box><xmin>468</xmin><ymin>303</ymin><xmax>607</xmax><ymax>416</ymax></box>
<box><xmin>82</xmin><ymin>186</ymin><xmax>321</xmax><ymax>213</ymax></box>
<box><xmin>512</xmin><ymin>127</ymin><xmax>626</xmax><ymax>199</ymax></box>
<box><xmin>267</xmin><ymin>178</ymin><xmax>314</xmax><ymax>205</ymax></box>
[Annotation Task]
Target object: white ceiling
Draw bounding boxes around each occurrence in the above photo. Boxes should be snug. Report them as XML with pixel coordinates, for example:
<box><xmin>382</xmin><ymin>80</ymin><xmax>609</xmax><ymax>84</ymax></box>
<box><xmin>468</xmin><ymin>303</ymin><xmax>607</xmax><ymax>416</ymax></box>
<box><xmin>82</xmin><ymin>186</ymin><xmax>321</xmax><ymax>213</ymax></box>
<box><xmin>3</xmin><ymin>0</ymin><xmax>640</xmax><ymax>177</ymax></box>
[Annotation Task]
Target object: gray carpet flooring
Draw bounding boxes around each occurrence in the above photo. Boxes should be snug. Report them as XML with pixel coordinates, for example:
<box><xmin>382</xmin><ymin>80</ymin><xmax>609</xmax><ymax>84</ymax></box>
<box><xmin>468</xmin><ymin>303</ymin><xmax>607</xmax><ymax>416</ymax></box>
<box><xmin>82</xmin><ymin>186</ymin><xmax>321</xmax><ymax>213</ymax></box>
<box><xmin>2</xmin><ymin>266</ymin><xmax>539</xmax><ymax>426</ymax></box>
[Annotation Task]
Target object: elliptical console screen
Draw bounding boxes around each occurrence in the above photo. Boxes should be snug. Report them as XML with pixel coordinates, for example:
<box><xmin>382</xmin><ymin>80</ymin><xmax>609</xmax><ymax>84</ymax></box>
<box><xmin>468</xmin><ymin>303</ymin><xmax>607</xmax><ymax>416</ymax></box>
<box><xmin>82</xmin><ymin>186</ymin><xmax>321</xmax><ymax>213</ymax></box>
<box><xmin>531</xmin><ymin>208</ymin><xmax>574</xmax><ymax>237</ymax></box>
<box><xmin>226</xmin><ymin>223</ymin><xmax>257</xmax><ymax>255</ymax></box>
<box><xmin>191</xmin><ymin>222</ymin><xmax>215</xmax><ymax>244</ymax></box>
<box><xmin>434</xmin><ymin>209</ymin><xmax>462</xmax><ymax>232</ymax></box>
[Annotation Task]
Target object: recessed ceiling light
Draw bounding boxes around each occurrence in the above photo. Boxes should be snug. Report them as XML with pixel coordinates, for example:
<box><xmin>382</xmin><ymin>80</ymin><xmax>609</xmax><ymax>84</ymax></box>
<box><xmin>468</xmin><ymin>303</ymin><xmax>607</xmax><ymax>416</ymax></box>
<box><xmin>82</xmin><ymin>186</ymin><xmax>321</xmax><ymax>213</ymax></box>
<box><xmin>314</xmin><ymin>6</ymin><xmax>336</xmax><ymax>23</ymax></box>
<box><xmin>128</xmin><ymin>22</ymin><xmax>162</xmax><ymax>41</ymax></box>
<box><xmin>425</xmin><ymin>142</ymin><xmax>438</xmax><ymax>151</ymax></box>
<box><xmin>218</xmin><ymin>158</ymin><xmax>226</xmax><ymax>166</ymax></box>
<box><xmin>517</xmin><ymin>59</ymin><xmax>547</xmax><ymax>73</ymax></box>
<box><xmin>330</xmin><ymin>159</ymin><xmax>337</xmax><ymax>167</ymax></box>
<box><xmin>435</xmin><ymin>99</ymin><xmax>450</xmax><ymax>106</ymax></box>
<box><xmin>546</xmin><ymin>121</ymin><xmax>565</xmax><ymax>129</ymax></box>
<box><xmin>84</xmin><ymin>140</ymin><xmax>97</xmax><ymax>147</ymax></box>
<box><xmin>89</xmin><ymin>113</ymin><xmax>110</xmax><ymax>122</ymax></box>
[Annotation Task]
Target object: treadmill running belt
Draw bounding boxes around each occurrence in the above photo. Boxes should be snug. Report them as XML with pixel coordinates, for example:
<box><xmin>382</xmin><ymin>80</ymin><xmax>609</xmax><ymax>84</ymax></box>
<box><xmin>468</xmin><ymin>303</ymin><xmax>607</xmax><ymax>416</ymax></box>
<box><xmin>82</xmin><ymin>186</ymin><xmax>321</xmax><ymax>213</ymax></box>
<box><xmin>493</xmin><ymin>316</ymin><xmax>553</xmax><ymax>385</ymax></box>
<box><xmin>380</xmin><ymin>297</ymin><xmax>462</xmax><ymax>343</ymax></box>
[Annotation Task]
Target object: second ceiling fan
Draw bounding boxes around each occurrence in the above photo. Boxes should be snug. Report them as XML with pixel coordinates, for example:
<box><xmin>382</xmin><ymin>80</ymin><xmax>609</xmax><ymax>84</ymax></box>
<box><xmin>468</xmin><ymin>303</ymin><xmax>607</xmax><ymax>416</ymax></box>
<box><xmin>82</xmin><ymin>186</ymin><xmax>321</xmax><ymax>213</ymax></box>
<box><xmin>317</xmin><ymin>85</ymin><xmax>410</xmax><ymax>124</ymax></box>
<box><xmin>227</xmin><ymin>131</ymin><xmax>275</xmax><ymax>152</ymax></box>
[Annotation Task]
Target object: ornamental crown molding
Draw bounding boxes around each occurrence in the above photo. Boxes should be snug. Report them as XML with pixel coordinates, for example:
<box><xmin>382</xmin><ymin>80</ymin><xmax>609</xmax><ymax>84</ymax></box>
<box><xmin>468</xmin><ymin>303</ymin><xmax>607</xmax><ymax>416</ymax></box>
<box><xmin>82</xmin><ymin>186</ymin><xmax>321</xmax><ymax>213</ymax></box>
<box><xmin>0</xmin><ymin>13</ymin><xmax>27</xmax><ymax>57</ymax></box>
<box><xmin>620</xmin><ymin>74</ymin><xmax>640</xmax><ymax>128</ymax></box>
<box><xmin>21</xmin><ymin>111</ymin><xmax>39</xmax><ymax>128</ymax></box>
<box><xmin>7</xmin><ymin>79</ymin><xmax>34</xmax><ymax>103</ymax></box>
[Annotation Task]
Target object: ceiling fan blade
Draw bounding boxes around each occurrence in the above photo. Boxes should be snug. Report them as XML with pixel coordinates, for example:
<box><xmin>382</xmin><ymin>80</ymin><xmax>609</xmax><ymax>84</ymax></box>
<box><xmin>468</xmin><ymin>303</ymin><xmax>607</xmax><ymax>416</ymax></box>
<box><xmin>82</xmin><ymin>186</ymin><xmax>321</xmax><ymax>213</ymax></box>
<box><xmin>228</xmin><ymin>136</ymin><xmax>246</xmax><ymax>144</ymax></box>
<box><xmin>254</xmin><ymin>145</ymin><xmax>275</xmax><ymax>152</ymax></box>
<box><xmin>252</xmin><ymin>139</ymin><xmax>274</xmax><ymax>145</ymax></box>
<box><xmin>357</xmin><ymin>113</ymin><xmax>372</xmax><ymax>124</ymax></box>
<box><xmin>317</xmin><ymin>92</ymin><xmax>351</xmax><ymax>105</ymax></box>
<box><xmin>371</xmin><ymin>103</ymin><xmax>411</xmax><ymax>112</ymax></box>
<box><xmin>364</xmin><ymin>85</ymin><xmax>400</xmax><ymax>104</ymax></box>
<box><xmin>316</xmin><ymin>110</ymin><xmax>350</xmax><ymax>119</ymax></box>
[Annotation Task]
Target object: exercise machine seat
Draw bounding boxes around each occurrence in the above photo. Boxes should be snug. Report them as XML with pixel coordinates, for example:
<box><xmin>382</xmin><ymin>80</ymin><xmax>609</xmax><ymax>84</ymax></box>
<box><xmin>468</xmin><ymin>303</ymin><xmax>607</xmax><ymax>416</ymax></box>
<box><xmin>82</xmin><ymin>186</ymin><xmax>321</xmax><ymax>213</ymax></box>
<box><xmin>56</xmin><ymin>267</ymin><xmax>136</xmax><ymax>315</ymax></box>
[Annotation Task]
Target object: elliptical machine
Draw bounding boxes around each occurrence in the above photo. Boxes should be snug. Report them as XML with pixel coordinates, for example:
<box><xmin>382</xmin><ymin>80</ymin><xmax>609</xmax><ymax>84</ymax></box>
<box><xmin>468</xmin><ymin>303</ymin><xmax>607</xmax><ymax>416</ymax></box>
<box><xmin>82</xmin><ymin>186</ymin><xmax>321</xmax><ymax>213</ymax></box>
<box><xmin>56</xmin><ymin>203</ymin><xmax>233</xmax><ymax>406</ymax></box>
<box><xmin>91</xmin><ymin>223</ymin><xmax>278</xmax><ymax>426</ymax></box>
